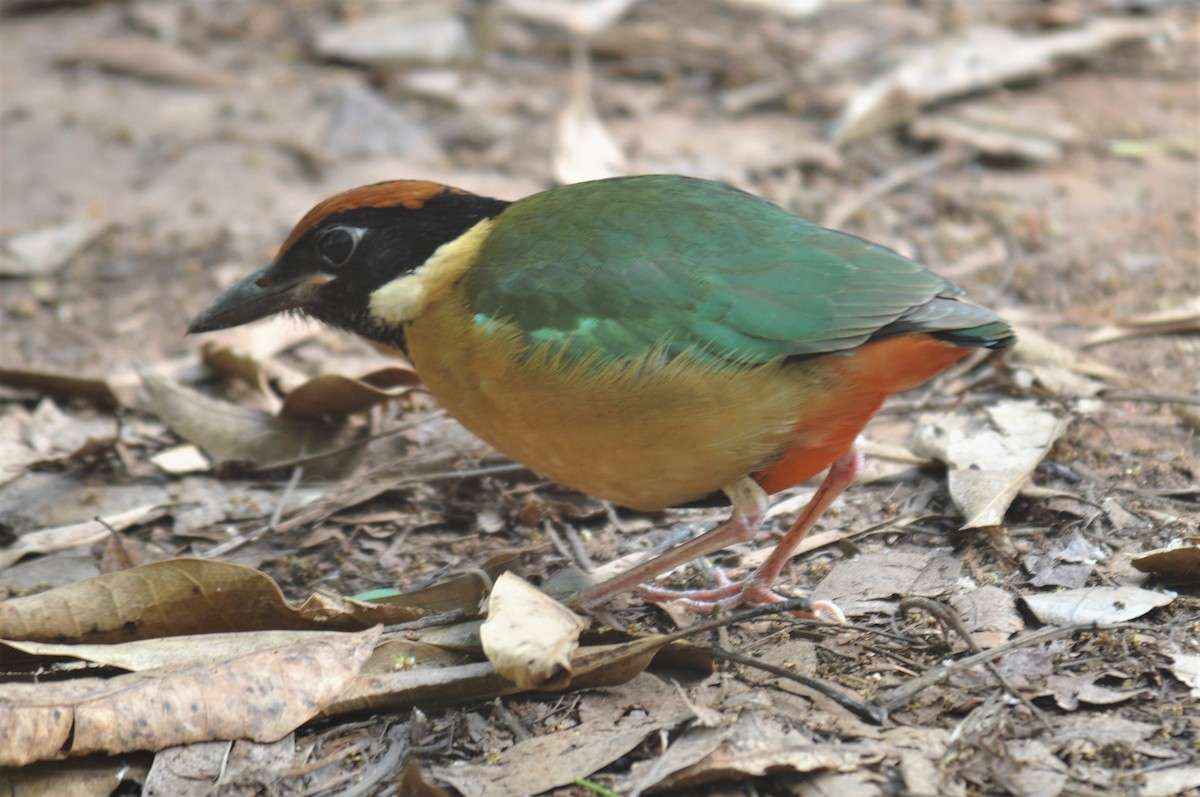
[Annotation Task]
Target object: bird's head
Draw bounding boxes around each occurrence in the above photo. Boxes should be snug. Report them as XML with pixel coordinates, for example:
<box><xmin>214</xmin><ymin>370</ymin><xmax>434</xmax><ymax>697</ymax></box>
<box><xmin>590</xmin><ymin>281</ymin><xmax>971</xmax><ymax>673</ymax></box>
<box><xmin>187</xmin><ymin>180</ymin><xmax>509</xmax><ymax>349</ymax></box>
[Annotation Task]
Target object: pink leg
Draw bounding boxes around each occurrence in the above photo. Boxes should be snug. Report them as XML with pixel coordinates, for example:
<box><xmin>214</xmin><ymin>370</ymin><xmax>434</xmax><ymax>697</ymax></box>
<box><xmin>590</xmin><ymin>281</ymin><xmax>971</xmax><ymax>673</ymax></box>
<box><xmin>572</xmin><ymin>477</ymin><xmax>768</xmax><ymax>613</ymax></box>
<box><xmin>612</xmin><ymin>438</ymin><xmax>864</xmax><ymax>620</ymax></box>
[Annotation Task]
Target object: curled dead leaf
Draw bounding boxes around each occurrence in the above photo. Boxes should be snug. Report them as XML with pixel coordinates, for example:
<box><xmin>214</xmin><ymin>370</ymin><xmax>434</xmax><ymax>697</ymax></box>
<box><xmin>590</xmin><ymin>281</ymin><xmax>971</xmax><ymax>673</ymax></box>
<box><xmin>280</xmin><ymin>367</ymin><xmax>420</xmax><ymax>418</ymax></box>
<box><xmin>140</xmin><ymin>368</ymin><xmax>351</xmax><ymax>472</ymax></box>
<box><xmin>480</xmin><ymin>572</ymin><xmax>587</xmax><ymax>688</ymax></box>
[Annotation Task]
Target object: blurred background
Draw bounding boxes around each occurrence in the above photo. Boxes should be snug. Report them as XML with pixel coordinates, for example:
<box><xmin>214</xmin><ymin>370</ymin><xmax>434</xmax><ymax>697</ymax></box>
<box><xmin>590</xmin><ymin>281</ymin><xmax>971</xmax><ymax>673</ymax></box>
<box><xmin>2</xmin><ymin>0</ymin><xmax>1195</xmax><ymax>382</ymax></box>
<box><xmin>1</xmin><ymin>3</ymin><xmax>1197</xmax><ymax>793</ymax></box>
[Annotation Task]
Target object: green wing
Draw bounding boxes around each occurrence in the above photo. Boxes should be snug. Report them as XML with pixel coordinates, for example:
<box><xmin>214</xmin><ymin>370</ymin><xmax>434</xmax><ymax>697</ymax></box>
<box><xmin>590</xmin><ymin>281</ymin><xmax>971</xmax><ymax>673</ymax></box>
<box><xmin>464</xmin><ymin>175</ymin><xmax>973</xmax><ymax>366</ymax></box>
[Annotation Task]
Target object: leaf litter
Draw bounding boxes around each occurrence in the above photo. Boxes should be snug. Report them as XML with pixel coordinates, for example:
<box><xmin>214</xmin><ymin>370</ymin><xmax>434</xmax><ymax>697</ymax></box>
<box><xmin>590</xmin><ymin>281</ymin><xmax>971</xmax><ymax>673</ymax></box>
<box><xmin>1</xmin><ymin>0</ymin><xmax>1197</xmax><ymax>794</ymax></box>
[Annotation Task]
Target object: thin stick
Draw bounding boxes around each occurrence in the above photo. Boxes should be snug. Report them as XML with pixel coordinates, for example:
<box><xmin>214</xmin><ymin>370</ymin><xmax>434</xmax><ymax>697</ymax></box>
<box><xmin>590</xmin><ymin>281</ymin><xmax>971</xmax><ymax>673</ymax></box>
<box><xmin>881</xmin><ymin>622</ymin><xmax>1096</xmax><ymax>712</ymax></box>
<box><xmin>898</xmin><ymin>597</ymin><xmax>1052</xmax><ymax>730</ymax></box>
<box><xmin>712</xmin><ymin>647</ymin><xmax>887</xmax><ymax>725</ymax></box>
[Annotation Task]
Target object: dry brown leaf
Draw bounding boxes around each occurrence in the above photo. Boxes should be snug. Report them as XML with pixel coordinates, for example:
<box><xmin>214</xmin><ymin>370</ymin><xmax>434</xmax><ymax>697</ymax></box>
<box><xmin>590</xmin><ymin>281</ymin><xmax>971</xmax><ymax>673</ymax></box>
<box><xmin>619</xmin><ymin>724</ymin><xmax>733</xmax><ymax>797</ymax></box>
<box><xmin>1021</xmin><ymin>586</ymin><xmax>1174</xmax><ymax>625</ymax></box>
<box><xmin>0</xmin><ymin>558</ymin><xmax>428</xmax><ymax>644</ymax></box>
<box><xmin>813</xmin><ymin>548</ymin><xmax>963</xmax><ymax>617</ymax></box>
<box><xmin>910</xmin><ymin>400</ymin><xmax>1069</xmax><ymax>529</ymax></box>
<box><xmin>199</xmin><ymin>338</ymin><xmax>295</xmax><ymax>409</ymax></box>
<box><xmin>354</xmin><ymin>550</ymin><xmax>521</xmax><ymax>615</ymax></box>
<box><xmin>480</xmin><ymin>572</ymin><xmax>587</xmax><ymax>688</ymax></box>
<box><xmin>0</xmin><ymin>757</ymin><xmax>147</xmax><ymax>797</ymax></box>
<box><xmin>0</xmin><ymin>367</ymin><xmax>118</xmax><ymax>406</ymax></box>
<box><xmin>398</xmin><ymin>761</ymin><xmax>454</xmax><ymax>797</ymax></box>
<box><xmin>57</xmin><ymin>36</ymin><xmax>238</xmax><ymax>89</ymax></box>
<box><xmin>0</xmin><ymin>626</ymin><xmax>380</xmax><ymax>765</ymax></box>
<box><xmin>429</xmin><ymin>672</ymin><xmax>691</xmax><ymax>797</ymax></box>
<box><xmin>1131</xmin><ymin>543</ymin><xmax>1200</xmax><ymax>578</ymax></box>
<box><xmin>653</xmin><ymin>710</ymin><xmax>860</xmax><ymax>792</ymax></box>
<box><xmin>140</xmin><ymin>368</ymin><xmax>348</xmax><ymax>470</ymax></box>
<box><xmin>279</xmin><ymin>367</ymin><xmax>420</xmax><ymax>418</ymax></box>
<box><xmin>143</xmin><ymin>737</ymin><xmax>301</xmax><ymax>797</ymax></box>
<box><xmin>1037</xmin><ymin>672</ymin><xmax>1149</xmax><ymax>711</ymax></box>
<box><xmin>0</xmin><ymin>504</ymin><xmax>157</xmax><ymax>571</ymax></box>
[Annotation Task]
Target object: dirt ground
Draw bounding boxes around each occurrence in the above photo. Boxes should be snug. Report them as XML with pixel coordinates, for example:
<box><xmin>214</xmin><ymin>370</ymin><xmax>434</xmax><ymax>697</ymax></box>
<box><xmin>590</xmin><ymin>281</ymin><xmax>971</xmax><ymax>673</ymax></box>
<box><xmin>1</xmin><ymin>1</ymin><xmax>1197</xmax><ymax>795</ymax></box>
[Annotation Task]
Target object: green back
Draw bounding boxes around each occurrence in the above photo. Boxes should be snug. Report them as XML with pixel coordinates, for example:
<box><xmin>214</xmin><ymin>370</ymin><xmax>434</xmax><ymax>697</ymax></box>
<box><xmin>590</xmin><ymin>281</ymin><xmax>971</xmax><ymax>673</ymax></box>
<box><xmin>464</xmin><ymin>175</ymin><xmax>964</xmax><ymax>366</ymax></box>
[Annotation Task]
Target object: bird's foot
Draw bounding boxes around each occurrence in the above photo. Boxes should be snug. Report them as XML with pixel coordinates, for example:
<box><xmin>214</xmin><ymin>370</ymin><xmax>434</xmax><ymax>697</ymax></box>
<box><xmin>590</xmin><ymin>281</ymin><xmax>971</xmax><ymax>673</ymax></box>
<box><xmin>637</xmin><ymin>571</ymin><xmax>845</xmax><ymax>622</ymax></box>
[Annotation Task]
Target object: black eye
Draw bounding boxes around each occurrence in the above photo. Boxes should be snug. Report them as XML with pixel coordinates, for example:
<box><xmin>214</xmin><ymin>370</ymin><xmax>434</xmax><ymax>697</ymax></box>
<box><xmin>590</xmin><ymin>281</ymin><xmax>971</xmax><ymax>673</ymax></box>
<box><xmin>317</xmin><ymin>226</ymin><xmax>361</xmax><ymax>268</ymax></box>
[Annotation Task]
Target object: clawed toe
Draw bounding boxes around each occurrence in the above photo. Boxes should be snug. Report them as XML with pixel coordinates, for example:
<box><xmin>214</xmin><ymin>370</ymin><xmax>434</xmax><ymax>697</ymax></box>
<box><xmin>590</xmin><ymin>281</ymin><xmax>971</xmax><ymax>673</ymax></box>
<box><xmin>636</xmin><ymin>574</ymin><xmax>843</xmax><ymax>621</ymax></box>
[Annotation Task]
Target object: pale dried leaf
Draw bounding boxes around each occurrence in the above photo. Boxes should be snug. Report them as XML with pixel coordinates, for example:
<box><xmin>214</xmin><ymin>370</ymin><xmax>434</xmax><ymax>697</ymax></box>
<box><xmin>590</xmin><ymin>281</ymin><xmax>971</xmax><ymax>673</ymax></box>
<box><xmin>144</xmin><ymin>737</ymin><xmax>302</xmax><ymax>797</ymax></box>
<box><xmin>0</xmin><ymin>504</ymin><xmax>156</xmax><ymax>571</ymax></box>
<box><xmin>1021</xmin><ymin>586</ymin><xmax>1174</xmax><ymax>625</ymax></box>
<box><xmin>1006</xmin><ymin>739</ymin><xmax>1069</xmax><ymax>797</ymax></box>
<box><xmin>1166</xmin><ymin>648</ymin><xmax>1200</xmax><ymax>698</ymax></box>
<box><xmin>833</xmin><ymin>19</ymin><xmax>1159</xmax><ymax>143</ymax></box>
<box><xmin>1143</xmin><ymin>768</ymin><xmax>1200</xmax><ymax>797</ymax></box>
<box><xmin>58</xmin><ymin>37</ymin><xmax>238</xmax><ymax>89</ymax></box>
<box><xmin>1</xmin><ymin>757</ymin><xmax>146</xmax><ymax>797</ymax></box>
<box><xmin>553</xmin><ymin>45</ymin><xmax>628</xmax><ymax>184</ymax></box>
<box><xmin>0</xmin><ymin>212</ymin><xmax>107</xmax><ymax>277</ymax></box>
<box><xmin>315</xmin><ymin>5</ymin><xmax>472</xmax><ymax>65</ymax></box>
<box><xmin>1082</xmin><ymin>296</ymin><xmax>1200</xmax><ymax>347</ymax></box>
<box><xmin>3</xmin><ymin>629</ymin><xmax>366</xmax><ymax>673</ymax></box>
<box><xmin>149</xmin><ymin>444</ymin><xmax>210</xmax><ymax>474</ymax></box>
<box><xmin>718</xmin><ymin>0</ymin><xmax>825</xmax><ymax>19</ymax></box>
<box><xmin>480</xmin><ymin>572</ymin><xmax>587</xmax><ymax>688</ymax></box>
<box><xmin>1008</xmin><ymin>324</ymin><xmax>1126</xmax><ymax>382</ymax></box>
<box><xmin>911</xmin><ymin>105</ymin><xmax>1080</xmax><ymax>162</ymax></box>
<box><xmin>910</xmin><ymin>400</ymin><xmax>1068</xmax><ymax>529</ymax></box>
<box><xmin>0</xmin><ymin>626</ymin><xmax>380</xmax><ymax>765</ymax></box>
<box><xmin>504</xmin><ymin>0</ymin><xmax>641</xmax><ymax>37</ymax></box>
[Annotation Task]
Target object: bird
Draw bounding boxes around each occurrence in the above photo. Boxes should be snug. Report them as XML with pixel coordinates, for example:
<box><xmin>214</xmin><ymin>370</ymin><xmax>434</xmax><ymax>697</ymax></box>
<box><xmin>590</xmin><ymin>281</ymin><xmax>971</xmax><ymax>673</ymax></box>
<box><xmin>189</xmin><ymin>175</ymin><xmax>1014</xmax><ymax>618</ymax></box>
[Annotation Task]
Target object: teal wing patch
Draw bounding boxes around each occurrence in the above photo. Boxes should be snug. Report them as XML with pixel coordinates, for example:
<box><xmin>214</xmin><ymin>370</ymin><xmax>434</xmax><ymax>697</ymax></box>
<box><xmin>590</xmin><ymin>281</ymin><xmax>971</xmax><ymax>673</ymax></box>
<box><xmin>463</xmin><ymin>176</ymin><xmax>962</xmax><ymax>366</ymax></box>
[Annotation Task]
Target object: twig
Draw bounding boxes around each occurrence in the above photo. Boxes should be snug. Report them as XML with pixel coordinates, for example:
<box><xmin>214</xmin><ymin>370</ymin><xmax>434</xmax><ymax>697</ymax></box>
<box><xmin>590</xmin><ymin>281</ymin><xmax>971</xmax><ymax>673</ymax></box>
<box><xmin>634</xmin><ymin>598</ymin><xmax>886</xmax><ymax>724</ymax></box>
<box><xmin>327</xmin><ymin>723</ymin><xmax>409</xmax><ymax>797</ymax></box>
<box><xmin>545</xmin><ymin>520</ymin><xmax>596</xmax><ymax>572</ymax></box>
<box><xmin>491</xmin><ymin>699</ymin><xmax>533</xmax><ymax>742</ymax></box>
<box><xmin>899</xmin><ymin>597</ymin><xmax>1052</xmax><ymax>730</ymax></box>
<box><xmin>881</xmin><ymin>622</ymin><xmax>1097</xmax><ymax>712</ymax></box>
<box><xmin>712</xmin><ymin>647</ymin><xmax>887</xmax><ymax>725</ymax></box>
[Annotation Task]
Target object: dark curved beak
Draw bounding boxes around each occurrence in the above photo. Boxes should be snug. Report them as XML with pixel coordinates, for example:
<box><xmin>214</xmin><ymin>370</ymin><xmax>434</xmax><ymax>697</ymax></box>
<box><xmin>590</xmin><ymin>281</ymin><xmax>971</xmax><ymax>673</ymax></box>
<box><xmin>188</xmin><ymin>265</ymin><xmax>325</xmax><ymax>333</ymax></box>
